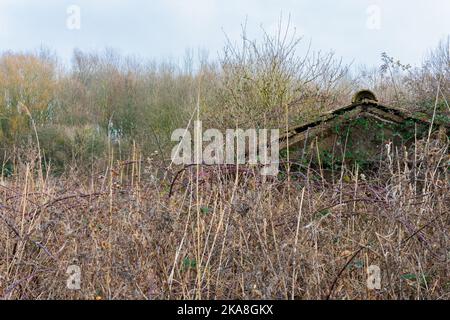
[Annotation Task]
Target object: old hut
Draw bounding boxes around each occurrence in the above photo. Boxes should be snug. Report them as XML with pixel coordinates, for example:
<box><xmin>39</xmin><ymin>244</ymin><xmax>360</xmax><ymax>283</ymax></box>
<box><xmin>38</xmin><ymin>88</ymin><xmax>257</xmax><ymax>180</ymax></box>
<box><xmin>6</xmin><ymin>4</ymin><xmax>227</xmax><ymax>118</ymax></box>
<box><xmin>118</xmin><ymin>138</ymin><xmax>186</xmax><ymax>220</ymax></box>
<box><xmin>279</xmin><ymin>90</ymin><xmax>449</xmax><ymax>168</ymax></box>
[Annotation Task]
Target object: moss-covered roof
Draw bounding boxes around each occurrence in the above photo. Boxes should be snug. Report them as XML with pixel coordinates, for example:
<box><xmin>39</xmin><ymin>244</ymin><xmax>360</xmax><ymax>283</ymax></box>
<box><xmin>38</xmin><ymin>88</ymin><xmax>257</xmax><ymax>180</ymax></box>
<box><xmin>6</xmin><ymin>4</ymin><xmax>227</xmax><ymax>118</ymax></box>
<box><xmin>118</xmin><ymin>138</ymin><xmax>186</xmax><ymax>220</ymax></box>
<box><xmin>279</xmin><ymin>90</ymin><xmax>450</xmax><ymax>150</ymax></box>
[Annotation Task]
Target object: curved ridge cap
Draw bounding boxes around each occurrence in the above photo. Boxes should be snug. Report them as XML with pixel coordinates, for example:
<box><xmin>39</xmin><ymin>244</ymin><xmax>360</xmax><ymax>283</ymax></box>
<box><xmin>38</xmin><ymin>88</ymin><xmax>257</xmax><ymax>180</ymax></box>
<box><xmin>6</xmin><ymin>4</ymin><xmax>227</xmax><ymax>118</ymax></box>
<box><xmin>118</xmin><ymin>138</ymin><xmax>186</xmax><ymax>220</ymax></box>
<box><xmin>352</xmin><ymin>89</ymin><xmax>378</xmax><ymax>104</ymax></box>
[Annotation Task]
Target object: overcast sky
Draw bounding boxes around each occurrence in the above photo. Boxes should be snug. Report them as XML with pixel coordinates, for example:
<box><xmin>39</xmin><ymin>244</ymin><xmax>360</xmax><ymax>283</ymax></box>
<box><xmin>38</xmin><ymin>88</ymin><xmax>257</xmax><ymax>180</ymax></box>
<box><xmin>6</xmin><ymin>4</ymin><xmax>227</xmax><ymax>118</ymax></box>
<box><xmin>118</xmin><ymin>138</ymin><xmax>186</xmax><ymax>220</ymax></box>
<box><xmin>0</xmin><ymin>0</ymin><xmax>449</xmax><ymax>68</ymax></box>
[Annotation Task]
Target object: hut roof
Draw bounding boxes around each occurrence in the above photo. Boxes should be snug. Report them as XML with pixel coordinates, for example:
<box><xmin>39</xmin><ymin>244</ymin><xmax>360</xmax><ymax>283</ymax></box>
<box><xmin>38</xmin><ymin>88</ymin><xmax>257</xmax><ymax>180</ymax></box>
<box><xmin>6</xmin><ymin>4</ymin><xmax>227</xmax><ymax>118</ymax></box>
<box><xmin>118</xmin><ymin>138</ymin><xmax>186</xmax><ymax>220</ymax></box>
<box><xmin>279</xmin><ymin>90</ymin><xmax>450</xmax><ymax>150</ymax></box>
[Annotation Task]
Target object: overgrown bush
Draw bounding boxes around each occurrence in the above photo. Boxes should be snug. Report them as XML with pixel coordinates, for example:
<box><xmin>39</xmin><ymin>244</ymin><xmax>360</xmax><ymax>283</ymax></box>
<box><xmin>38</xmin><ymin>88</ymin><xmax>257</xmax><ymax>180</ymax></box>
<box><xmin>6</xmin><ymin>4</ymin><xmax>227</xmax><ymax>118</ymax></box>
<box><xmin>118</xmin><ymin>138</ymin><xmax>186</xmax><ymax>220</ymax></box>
<box><xmin>206</xmin><ymin>23</ymin><xmax>351</xmax><ymax>130</ymax></box>
<box><xmin>0</xmin><ymin>51</ymin><xmax>58</xmax><ymax>146</ymax></box>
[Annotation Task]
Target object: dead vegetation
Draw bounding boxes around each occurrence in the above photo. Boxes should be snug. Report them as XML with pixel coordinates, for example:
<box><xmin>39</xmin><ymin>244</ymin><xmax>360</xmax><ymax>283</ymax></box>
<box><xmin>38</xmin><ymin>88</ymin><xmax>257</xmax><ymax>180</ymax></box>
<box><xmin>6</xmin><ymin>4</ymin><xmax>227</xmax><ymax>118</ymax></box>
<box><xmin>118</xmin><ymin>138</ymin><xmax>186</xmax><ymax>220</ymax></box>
<box><xmin>0</xmin><ymin>134</ymin><xmax>448</xmax><ymax>299</ymax></box>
